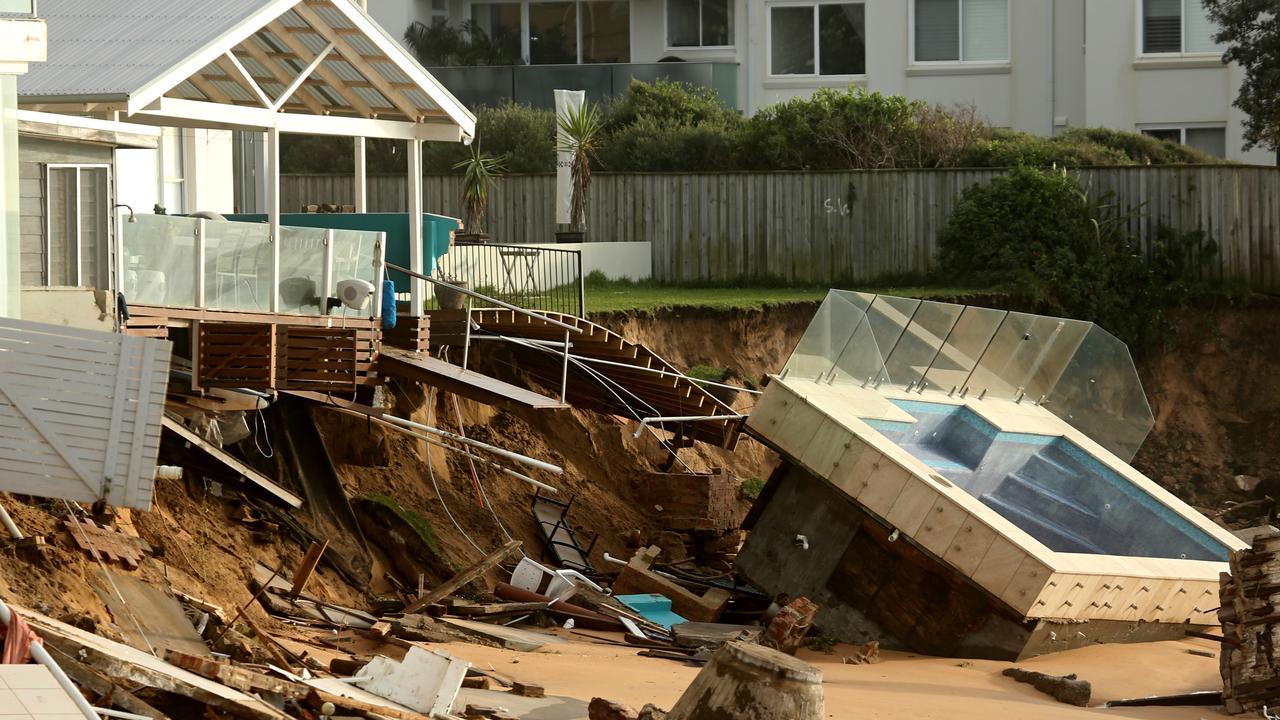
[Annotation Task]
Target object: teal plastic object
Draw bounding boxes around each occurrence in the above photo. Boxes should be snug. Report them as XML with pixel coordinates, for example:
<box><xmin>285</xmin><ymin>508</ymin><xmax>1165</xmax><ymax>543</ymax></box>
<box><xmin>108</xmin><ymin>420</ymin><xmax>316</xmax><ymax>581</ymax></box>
<box><xmin>615</xmin><ymin>594</ymin><xmax>687</xmax><ymax>631</ymax></box>
<box><xmin>224</xmin><ymin>212</ymin><xmax>458</xmax><ymax>299</ymax></box>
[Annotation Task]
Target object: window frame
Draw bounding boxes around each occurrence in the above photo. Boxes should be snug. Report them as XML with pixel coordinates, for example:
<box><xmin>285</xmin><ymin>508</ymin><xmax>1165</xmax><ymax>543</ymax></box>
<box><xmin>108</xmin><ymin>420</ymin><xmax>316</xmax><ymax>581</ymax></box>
<box><xmin>765</xmin><ymin>0</ymin><xmax>867</xmax><ymax>79</ymax></box>
<box><xmin>466</xmin><ymin>0</ymin><xmax>633</xmax><ymax>64</ymax></box>
<box><xmin>1137</xmin><ymin>123</ymin><xmax>1228</xmax><ymax>157</ymax></box>
<box><xmin>908</xmin><ymin>0</ymin><xmax>1011</xmax><ymax>67</ymax></box>
<box><xmin>664</xmin><ymin>0</ymin><xmax>736</xmax><ymax>52</ymax></box>
<box><xmin>42</xmin><ymin>163</ymin><xmax>111</xmax><ymax>289</ymax></box>
<box><xmin>1135</xmin><ymin>0</ymin><xmax>1223</xmax><ymax>58</ymax></box>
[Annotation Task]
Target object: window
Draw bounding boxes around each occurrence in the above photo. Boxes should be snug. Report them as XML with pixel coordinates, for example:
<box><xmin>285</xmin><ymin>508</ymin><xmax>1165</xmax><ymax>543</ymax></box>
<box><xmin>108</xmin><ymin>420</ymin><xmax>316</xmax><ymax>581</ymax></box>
<box><xmin>768</xmin><ymin>2</ymin><xmax>865</xmax><ymax>76</ymax></box>
<box><xmin>1141</xmin><ymin>0</ymin><xmax>1223</xmax><ymax>54</ymax></box>
<box><xmin>1140</xmin><ymin>125</ymin><xmax>1227</xmax><ymax>158</ymax></box>
<box><xmin>913</xmin><ymin>0</ymin><xmax>1008</xmax><ymax>63</ymax></box>
<box><xmin>44</xmin><ymin>165</ymin><xmax>110</xmax><ymax>288</ymax></box>
<box><xmin>469</xmin><ymin>0</ymin><xmax>630</xmax><ymax>64</ymax></box>
<box><xmin>159</xmin><ymin>127</ymin><xmax>185</xmax><ymax>215</ymax></box>
<box><xmin>667</xmin><ymin>0</ymin><xmax>733</xmax><ymax>48</ymax></box>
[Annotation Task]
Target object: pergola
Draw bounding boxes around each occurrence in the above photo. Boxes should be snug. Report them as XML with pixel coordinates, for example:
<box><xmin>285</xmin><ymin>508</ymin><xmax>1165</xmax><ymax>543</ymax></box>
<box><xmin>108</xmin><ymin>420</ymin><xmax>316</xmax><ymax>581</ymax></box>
<box><xmin>18</xmin><ymin>0</ymin><xmax>476</xmax><ymax>310</ymax></box>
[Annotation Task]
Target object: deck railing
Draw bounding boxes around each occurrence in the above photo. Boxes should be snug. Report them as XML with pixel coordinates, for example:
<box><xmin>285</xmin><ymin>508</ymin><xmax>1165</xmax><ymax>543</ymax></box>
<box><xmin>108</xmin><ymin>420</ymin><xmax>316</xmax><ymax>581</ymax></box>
<box><xmin>119</xmin><ymin>213</ymin><xmax>385</xmax><ymax>320</ymax></box>
<box><xmin>428</xmin><ymin>242</ymin><xmax>585</xmax><ymax>318</ymax></box>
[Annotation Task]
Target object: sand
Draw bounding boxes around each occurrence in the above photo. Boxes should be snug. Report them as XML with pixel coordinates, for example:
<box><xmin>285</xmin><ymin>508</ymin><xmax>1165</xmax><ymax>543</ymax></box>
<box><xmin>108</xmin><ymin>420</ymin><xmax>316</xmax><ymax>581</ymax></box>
<box><xmin>433</xmin><ymin>631</ymin><xmax>1230</xmax><ymax>720</ymax></box>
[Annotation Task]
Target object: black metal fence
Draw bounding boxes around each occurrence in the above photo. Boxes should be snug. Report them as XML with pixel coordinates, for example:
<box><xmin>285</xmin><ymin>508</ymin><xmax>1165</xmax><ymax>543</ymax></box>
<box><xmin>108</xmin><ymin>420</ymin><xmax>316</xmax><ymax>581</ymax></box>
<box><xmin>427</xmin><ymin>242</ymin><xmax>585</xmax><ymax>317</ymax></box>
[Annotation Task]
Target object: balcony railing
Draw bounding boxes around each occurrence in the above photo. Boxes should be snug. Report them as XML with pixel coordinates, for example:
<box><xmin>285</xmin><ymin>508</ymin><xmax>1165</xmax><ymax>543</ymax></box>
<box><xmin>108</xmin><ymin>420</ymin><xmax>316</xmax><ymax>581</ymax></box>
<box><xmin>429</xmin><ymin>242</ymin><xmax>585</xmax><ymax>318</ymax></box>
<box><xmin>119</xmin><ymin>214</ymin><xmax>385</xmax><ymax>319</ymax></box>
<box><xmin>426</xmin><ymin>61</ymin><xmax>739</xmax><ymax>111</ymax></box>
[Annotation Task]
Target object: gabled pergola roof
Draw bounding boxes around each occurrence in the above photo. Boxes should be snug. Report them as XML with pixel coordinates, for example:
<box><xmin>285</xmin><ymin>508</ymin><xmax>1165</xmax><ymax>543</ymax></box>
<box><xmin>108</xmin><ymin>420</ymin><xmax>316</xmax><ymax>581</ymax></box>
<box><xmin>18</xmin><ymin>0</ymin><xmax>475</xmax><ymax>142</ymax></box>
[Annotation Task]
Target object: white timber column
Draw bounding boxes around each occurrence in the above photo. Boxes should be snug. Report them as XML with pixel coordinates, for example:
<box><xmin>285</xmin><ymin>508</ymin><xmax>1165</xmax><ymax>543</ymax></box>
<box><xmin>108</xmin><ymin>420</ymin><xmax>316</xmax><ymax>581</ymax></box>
<box><xmin>407</xmin><ymin>137</ymin><xmax>424</xmax><ymax>311</ymax></box>
<box><xmin>267</xmin><ymin>126</ymin><xmax>281</xmax><ymax>313</ymax></box>
<box><xmin>354</xmin><ymin>137</ymin><xmax>367</xmax><ymax>212</ymax></box>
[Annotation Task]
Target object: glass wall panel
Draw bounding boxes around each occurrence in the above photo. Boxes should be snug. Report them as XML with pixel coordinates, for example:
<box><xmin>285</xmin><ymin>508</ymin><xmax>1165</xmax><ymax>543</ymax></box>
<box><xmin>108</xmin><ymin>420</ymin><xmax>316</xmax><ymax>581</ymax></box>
<box><xmin>1016</xmin><ymin>316</ymin><xmax>1091</xmax><ymax>402</ymax></box>
<box><xmin>204</xmin><ymin>220</ymin><xmax>271</xmax><ymax>312</ymax></box>
<box><xmin>964</xmin><ymin>311</ymin><xmax>1037</xmax><ymax>400</ymax></box>
<box><xmin>914</xmin><ymin>0</ymin><xmax>959</xmax><ymax>61</ymax></box>
<box><xmin>1046</xmin><ymin>326</ymin><xmax>1154</xmax><ymax>462</ymax></box>
<box><xmin>277</xmin><ymin>226</ymin><xmax>327</xmax><ymax>315</ymax></box>
<box><xmin>330</xmin><ymin>229</ymin><xmax>382</xmax><ymax>318</ymax></box>
<box><xmin>783</xmin><ymin>290</ymin><xmax>871</xmax><ymax>381</ymax></box>
<box><xmin>919</xmin><ymin>305</ymin><xmax>1005</xmax><ymax>393</ymax></box>
<box><xmin>881</xmin><ymin>300</ymin><xmax>963</xmax><ymax>388</ymax></box>
<box><xmin>121</xmin><ymin>215</ymin><xmax>198</xmax><ymax>307</ymax></box>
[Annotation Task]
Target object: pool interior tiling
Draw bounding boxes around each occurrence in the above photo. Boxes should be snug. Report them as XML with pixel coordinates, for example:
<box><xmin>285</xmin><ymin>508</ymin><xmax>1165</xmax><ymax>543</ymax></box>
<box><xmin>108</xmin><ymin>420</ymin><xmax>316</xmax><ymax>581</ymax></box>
<box><xmin>864</xmin><ymin>399</ymin><xmax>1228</xmax><ymax>562</ymax></box>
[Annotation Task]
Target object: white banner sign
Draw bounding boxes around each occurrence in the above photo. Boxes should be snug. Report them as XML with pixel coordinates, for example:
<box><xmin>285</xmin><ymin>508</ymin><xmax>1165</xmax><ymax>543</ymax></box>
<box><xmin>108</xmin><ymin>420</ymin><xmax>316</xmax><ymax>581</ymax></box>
<box><xmin>554</xmin><ymin>89</ymin><xmax>585</xmax><ymax>226</ymax></box>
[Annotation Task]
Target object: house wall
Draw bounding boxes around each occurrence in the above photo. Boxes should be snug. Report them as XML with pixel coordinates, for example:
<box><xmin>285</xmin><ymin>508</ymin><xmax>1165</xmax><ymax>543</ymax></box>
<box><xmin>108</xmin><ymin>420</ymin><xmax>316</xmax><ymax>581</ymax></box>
<box><xmin>372</xmin><ymin>0</ymin><xmax>1274</xmax><ymax>164</ymax></box>
<box><xmin>17</xmin><ymin>135</ymin><xmax>113</xmax><ymax>288</ymax></box>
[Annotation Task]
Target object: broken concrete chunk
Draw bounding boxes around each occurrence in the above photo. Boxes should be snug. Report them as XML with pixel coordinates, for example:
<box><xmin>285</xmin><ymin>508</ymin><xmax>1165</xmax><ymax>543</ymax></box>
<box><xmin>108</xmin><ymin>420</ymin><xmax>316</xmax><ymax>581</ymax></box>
<box><xmin>762</xmin><ymin>596</ymin><xmax>819</xmax><ymax>655</ymax></box>
<box><xmin>667</xmin><ymin>641</ymin><xmax>824</xmax><ymax>720</ymax></box>
<box><xmin>510</xmin><ymin>681</ymin><xmax>545</xmax><ymax>698</ymax></box>
<box><xmin>1002</xmin><ymin>668</ymin><xmax>1092</xmax><ymax>706</ymax></box>
<box><xmin>589</xmin><ymin>697</ymin><xmax>639</xmax><ymax>720</ymax></box>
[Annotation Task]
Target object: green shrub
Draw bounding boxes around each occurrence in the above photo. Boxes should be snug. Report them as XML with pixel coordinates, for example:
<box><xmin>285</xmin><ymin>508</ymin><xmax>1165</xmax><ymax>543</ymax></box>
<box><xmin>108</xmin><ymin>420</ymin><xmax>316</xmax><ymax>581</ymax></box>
<box><xmin>1057</xmin><ymin>127</ymin><xmax>1218</xmax><ymax>164</ymax></box>
<box><xmin>938</xmin><ymin>166</ymin><xmax>1223</xmax><ymax>349</ymax></box>
<box><xmin>421</xmin><ymin>102</ymin><xmax>556</xmax><ymax>174</ymax></box>
<box><xmin>739</xmin><ymin>476</ymin><xmax>767</xmax><ymax>502</ymax></box>
<box><xmin>686</xmin><ymin>364</ymin><xmax>730</xmax><ymax>382</ymax></box>
<box><xmin>605</xmin><ymin>78</ymin><xmax>738</xmax><ymax>130</ymax></box>
<box><xmin>599</xmin><ymin>116</ymin><xmax>741</xmax><ymax>171</ymax></box>
<box><xmin>958</xmin><ymin>130</ymin><xmax>1129</xmax><ymax>168</ymax></box>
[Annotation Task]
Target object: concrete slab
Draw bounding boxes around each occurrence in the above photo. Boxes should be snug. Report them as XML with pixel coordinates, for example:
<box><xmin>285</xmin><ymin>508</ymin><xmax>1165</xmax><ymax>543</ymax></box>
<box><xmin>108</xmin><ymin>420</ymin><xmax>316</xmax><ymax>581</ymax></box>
<box><xmin>456</xmin><ymin>688</ymin><xmax>589</xmax><ymax>720</ymax></box>
<box><xmin>440</xmin><ymin>618</ymin><xmax>567</xmax><ymax>652</ymax></box>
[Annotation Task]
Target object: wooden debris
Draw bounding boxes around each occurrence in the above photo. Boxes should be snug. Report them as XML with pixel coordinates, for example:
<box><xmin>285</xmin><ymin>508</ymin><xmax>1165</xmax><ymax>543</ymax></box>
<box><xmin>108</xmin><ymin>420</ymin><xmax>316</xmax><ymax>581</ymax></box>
<box><xmin>1220</xmin><ymin>531</ymin><xmax>1280</xmax><ymax>714</ymax></box>
<box><xmin>462</xmin><ymin>675</ymin><xmax>491</xmax><ymax>689</ymax></box>
<box><xmin>404</xmin><ymin>539</ymin><xmax>522</xmax><ymax>614</ymax></box>
<box><xmin>463</xmin><ymin>705</ymin><xmax>517</xmax><ymax>720</ymax></box>
<box><xmin>611</xmin><ymin>547</ymin><xmax>729</xmax><ymax>623</ymax></box>
<box><xmin>64</xmin><ymin>516</ymin><xmax>148</xmax><ymax>568</ymax></box>
<box><xmin>19</xmin><ymin>609</ymin><xmax>291</xmax><ymax>720</ymax></box>
<box><xmin>288</xmin><ymin>540</ymin><xmax>328</xmax><ymax>597</ymax></box>
<box><xmin>671</xmin><ymin>622</ymin><xmax>762</xmax><ymax>649</ymax></box>
<box><xmin>1002</xmin><ymin>668</ymin><xmax>1091</xmax><ymax>706</ymax></box>
<box><xmin>511</xmin><ymin>681</ymin><xmax>545</xmax><ymax>698</ymax></box>
<box><xmin>449</xmin><ymin>599</ymin><xmax>549</xmax><ymax>618</ymax></box>
<box><xmin>842</xmin><ymin>640</ymin><xmax>881</xmax><ymax>665</ymax></box>
<box><xmin>45</xmin><ymin>643</ymin><xmax>170</xmax><ymax>720</ymax></box>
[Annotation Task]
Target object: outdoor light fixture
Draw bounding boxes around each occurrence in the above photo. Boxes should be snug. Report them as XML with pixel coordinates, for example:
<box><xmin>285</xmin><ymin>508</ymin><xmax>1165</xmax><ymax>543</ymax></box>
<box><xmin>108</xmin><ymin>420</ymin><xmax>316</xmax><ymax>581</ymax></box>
<box><xmin>113</xmin><ymin>203</ymin><xmax>136</xmax><ymax>222</ymax></box>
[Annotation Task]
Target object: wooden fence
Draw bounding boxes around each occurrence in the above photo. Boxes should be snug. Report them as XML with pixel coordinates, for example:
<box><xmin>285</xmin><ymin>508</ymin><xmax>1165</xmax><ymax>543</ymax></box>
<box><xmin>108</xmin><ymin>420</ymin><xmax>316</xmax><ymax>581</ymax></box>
<box><xmin>282</xmin><ymin>166</ymin><xmax>1280</xmax><ymax>290</ymax></box>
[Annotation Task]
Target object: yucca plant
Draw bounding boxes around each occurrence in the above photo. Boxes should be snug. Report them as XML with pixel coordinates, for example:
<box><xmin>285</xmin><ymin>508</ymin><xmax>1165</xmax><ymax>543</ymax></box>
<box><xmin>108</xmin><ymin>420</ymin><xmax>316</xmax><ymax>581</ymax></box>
<box><xmin>556</xmin><ymin>101</ymin><xmax>604</xmax><ymax>233</ymax></box>
<box><xmin>452</xmin><ymin>144</ymin><xmax>506</xmax><ymax>237</ymax></box>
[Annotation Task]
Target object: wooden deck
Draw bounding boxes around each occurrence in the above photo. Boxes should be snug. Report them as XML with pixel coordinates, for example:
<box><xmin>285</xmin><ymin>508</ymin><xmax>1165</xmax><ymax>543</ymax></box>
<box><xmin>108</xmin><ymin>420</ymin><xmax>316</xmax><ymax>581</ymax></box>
<box><xmin>428</xmin><ymin>309</ymin><xmax>743</xmax><ymax>448</ymax></box>
<box><xmin>377</xmin><ymin>347</ymin><xmax>566</xmax><ymax>411</ymax></box>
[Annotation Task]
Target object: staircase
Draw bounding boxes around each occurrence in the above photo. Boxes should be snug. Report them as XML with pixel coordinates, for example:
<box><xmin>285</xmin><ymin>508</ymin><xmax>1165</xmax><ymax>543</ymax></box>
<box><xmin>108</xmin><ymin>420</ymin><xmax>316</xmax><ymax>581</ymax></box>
<box><xmin>426</xmin><ymin>308</ymin><xmax>744</xmax><ymax>449</ymax></box>
<box><xmin>979</xmin><ymin>446</ymin><xmax>1108</xmax><ymax>555</ymax></box>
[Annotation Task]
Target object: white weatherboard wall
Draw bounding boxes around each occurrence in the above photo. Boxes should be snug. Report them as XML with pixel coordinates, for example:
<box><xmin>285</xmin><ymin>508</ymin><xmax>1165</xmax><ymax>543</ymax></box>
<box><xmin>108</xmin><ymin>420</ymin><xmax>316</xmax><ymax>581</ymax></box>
<box><xmin>0</xmin><ymin>318</ymin><xmax>171</xmax><ymax>510</ymax></box>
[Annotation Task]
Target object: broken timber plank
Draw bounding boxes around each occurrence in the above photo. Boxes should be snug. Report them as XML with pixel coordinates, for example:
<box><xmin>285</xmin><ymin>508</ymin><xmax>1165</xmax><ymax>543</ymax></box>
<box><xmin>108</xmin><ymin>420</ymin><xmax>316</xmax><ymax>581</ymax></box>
<box><xmin>162</xmin><ymin>416</ymin><xmax>303</xmax><ymax>508</ymax></box>
<box><xmin>19</xmin><ymin>607</ymin><xmax>291</xmax><ymax>720</ymax></box>
<box><xmin>404</xmin><ymin>539</ymin><xmax>521</xmax><ymax>613</ymax></box>
<box><xmin>289</xmin><ymin>540</ymin><xmax>329</xmax><ymax>597</ymax></box>
<box><xmin>46</xmin><ymin>643</ymin><xmax>170</xmax><ymax>720</ymax></box>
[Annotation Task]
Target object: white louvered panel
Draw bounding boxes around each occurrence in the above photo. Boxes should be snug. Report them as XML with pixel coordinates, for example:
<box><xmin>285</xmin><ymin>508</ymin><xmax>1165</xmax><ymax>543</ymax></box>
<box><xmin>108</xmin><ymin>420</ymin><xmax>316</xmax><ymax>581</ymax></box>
<box><xmin>0</xmin><ymin>318</ymin><xmax>171</xmax><ymax>510</ymax></box>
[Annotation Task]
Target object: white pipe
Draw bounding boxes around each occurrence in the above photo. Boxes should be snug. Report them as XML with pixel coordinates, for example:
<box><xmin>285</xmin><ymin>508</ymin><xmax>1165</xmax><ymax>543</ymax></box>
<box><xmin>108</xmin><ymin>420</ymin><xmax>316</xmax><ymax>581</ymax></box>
<box><xmin>93</xmin><ymin>709</ymin><xmax>155</xmax><ymax>720</ymax></box>
<box><xmin>0</xmin><ymin>501</ymin><xmax>23</xmax><ymax>540</ymax></box>
<box><xmin>381</xmin><ymin>413</ymin><xmax>563</xmax><ymax>475</ymax></box>
<box><xmin>0</xmin><ymin>605</ymin><xmax>98</xmax><ymax>720</ymax></box>
<box><xmin>154</xmin><ymin>465</ymin><xmax>182</xmax><ymax>481</ymax></box>
<box><xmin>632</xmin><ymin>415</ymin><xmax>747</xmax><ymax>438</ymax></box>
<box><xmin>360</xmin><ymin>413</ymin><xmax>559</xmax><ymax>493</ymax></box>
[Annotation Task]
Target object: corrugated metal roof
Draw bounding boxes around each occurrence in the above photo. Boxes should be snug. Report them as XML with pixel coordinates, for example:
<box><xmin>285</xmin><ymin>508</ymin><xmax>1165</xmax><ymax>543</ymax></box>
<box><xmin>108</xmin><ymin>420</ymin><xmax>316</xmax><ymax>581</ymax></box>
<box><xmin>18</xmin><ymin>0</ymin><xmax>268</xmax><ymax>99</ymax></box>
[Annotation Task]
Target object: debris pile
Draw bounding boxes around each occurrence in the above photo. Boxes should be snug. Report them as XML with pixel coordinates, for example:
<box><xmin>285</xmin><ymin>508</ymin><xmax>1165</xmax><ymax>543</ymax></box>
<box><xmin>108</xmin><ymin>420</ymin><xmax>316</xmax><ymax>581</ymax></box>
<box><xmin>1220</xmin><ymin>531</ymin><xmax>1280</xmax><ymax>714</ymax></box>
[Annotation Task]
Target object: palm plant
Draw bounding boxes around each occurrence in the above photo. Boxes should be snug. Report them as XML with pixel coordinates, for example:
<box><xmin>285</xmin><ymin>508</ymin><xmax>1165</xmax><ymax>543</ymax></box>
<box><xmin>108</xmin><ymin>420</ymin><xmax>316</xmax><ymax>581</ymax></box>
<box><xmin>452</xmin><ymin>144</ymin><xmax>506</xmax><ymax>237</ymax></box>
<box><xmin>556</xmin><ymin>101</ymin><xmax>604</xmax><ymax>233</ymax></box>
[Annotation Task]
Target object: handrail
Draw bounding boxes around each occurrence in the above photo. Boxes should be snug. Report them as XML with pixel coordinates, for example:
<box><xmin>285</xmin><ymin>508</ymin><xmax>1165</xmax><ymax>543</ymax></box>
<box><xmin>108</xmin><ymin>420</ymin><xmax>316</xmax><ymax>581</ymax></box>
<box><xmin>385</xmin><ymin>261</ymin><xmax>582</xmax><ymax>334</ymax></box>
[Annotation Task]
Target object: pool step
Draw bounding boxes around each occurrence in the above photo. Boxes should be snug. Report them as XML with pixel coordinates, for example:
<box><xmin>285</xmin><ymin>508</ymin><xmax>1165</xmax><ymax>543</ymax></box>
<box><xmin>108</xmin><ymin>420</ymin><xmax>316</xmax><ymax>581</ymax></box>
<box><xmin>1021</xmin><ymin>453</ymin><xmax>1083</xmax><ymax>492</ymax></box>
<box><xmin>993</xmin><ymin>472</ymin><xmax>1100</xmax><ymax>528</ymax></box>
<box><xmin>980</xmin><ymin>493</ymin><xmax>1106</xmax><ymax>555</ymax></box>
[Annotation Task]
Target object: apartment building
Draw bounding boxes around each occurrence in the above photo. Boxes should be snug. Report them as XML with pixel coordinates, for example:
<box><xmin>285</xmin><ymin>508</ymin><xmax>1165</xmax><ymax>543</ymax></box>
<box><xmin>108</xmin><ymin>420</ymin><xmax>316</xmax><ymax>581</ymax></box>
<box><xmin>368</xmin><ymin>0</ymin><xmax>1275</xmax><ymax>164</ymax></box>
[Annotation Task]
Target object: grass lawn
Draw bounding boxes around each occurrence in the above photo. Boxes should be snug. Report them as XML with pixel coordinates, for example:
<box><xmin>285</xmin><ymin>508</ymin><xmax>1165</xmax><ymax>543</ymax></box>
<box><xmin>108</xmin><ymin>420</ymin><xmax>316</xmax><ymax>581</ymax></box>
<box><xmin>583</xmin><ymin>278</ymin><xmax>995</xmax><ymax>313</ymax></box>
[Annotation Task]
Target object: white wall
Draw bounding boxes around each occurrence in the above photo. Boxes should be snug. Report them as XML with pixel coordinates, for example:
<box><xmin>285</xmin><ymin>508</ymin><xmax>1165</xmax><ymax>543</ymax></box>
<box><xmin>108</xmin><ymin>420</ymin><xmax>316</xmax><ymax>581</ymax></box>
<box><xmin>114</xmin><ymin>148</ymin><xmax>159</xmax><ymax>216</ymax></box>
<box><xmin>188</xmin><ymin>129</ymin><xmax>235</xmax><ymax>214</ymax></box>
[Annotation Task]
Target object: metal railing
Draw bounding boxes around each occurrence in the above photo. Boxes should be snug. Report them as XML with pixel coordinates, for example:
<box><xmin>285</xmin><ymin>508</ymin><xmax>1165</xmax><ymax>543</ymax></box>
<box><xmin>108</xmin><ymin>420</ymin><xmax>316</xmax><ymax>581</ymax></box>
<box><xmin>387</xmin><ymin>261</ymin><xmax>582</xmax><ymax>402</ymax></box>
<box><xmin>428</xmin><ymin>242</ymin><xmax>585</xmax><ymax>318</ymax></box>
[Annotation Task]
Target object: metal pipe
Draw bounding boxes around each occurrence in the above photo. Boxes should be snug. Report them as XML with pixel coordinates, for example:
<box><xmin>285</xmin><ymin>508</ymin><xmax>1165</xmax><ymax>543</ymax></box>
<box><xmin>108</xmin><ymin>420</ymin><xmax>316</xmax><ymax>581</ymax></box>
<box><xmin>470</xmin><ymin>336</ymin><xmax>570</xmax><ymax>347</ymax></box>
<box><xmin>560</xmin><ymin>329</ymin><xmax>570</xmax><ymax>403</ymax></box>
<box><xmin>379</xmin><ymin>413</ymin><xmax>564</xmax><ymax>475</ymax></box>
<box><xmin>94</xmin><ymin>708</ymin><xmax>156</xmax><ymax>720</ymax></box>
<box><xmin>386</xmin><ymin>262</ymin><xmax>582</xmax><ymax>333</ymax></box>
<box><xmin>350</xmin><ymin>411</ymin><xmax>559</xmax><ymax>493</ymax></box>
<box><xmin>0</xmin><ymin>605</ymin><xmax>97</xmax><ymax>720</ymax></box>
<box><xmin>632</xmin><ymin>414</ymin><xmax>748</xmax><ymax>438</ymax></box>
<box><xmin>555</xmin><ymin>351</ymin><xmax>764</xmax><ymax>395</ymax></box>
<box><xmin>154</xmin><ymin>465</ymin><xmax>182</xmax><ymax>481</ymax></box>
<box><xmin>0</xmin><ymin>501</ymin><xmax>23</xmax><ymax>540</ymax></box>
